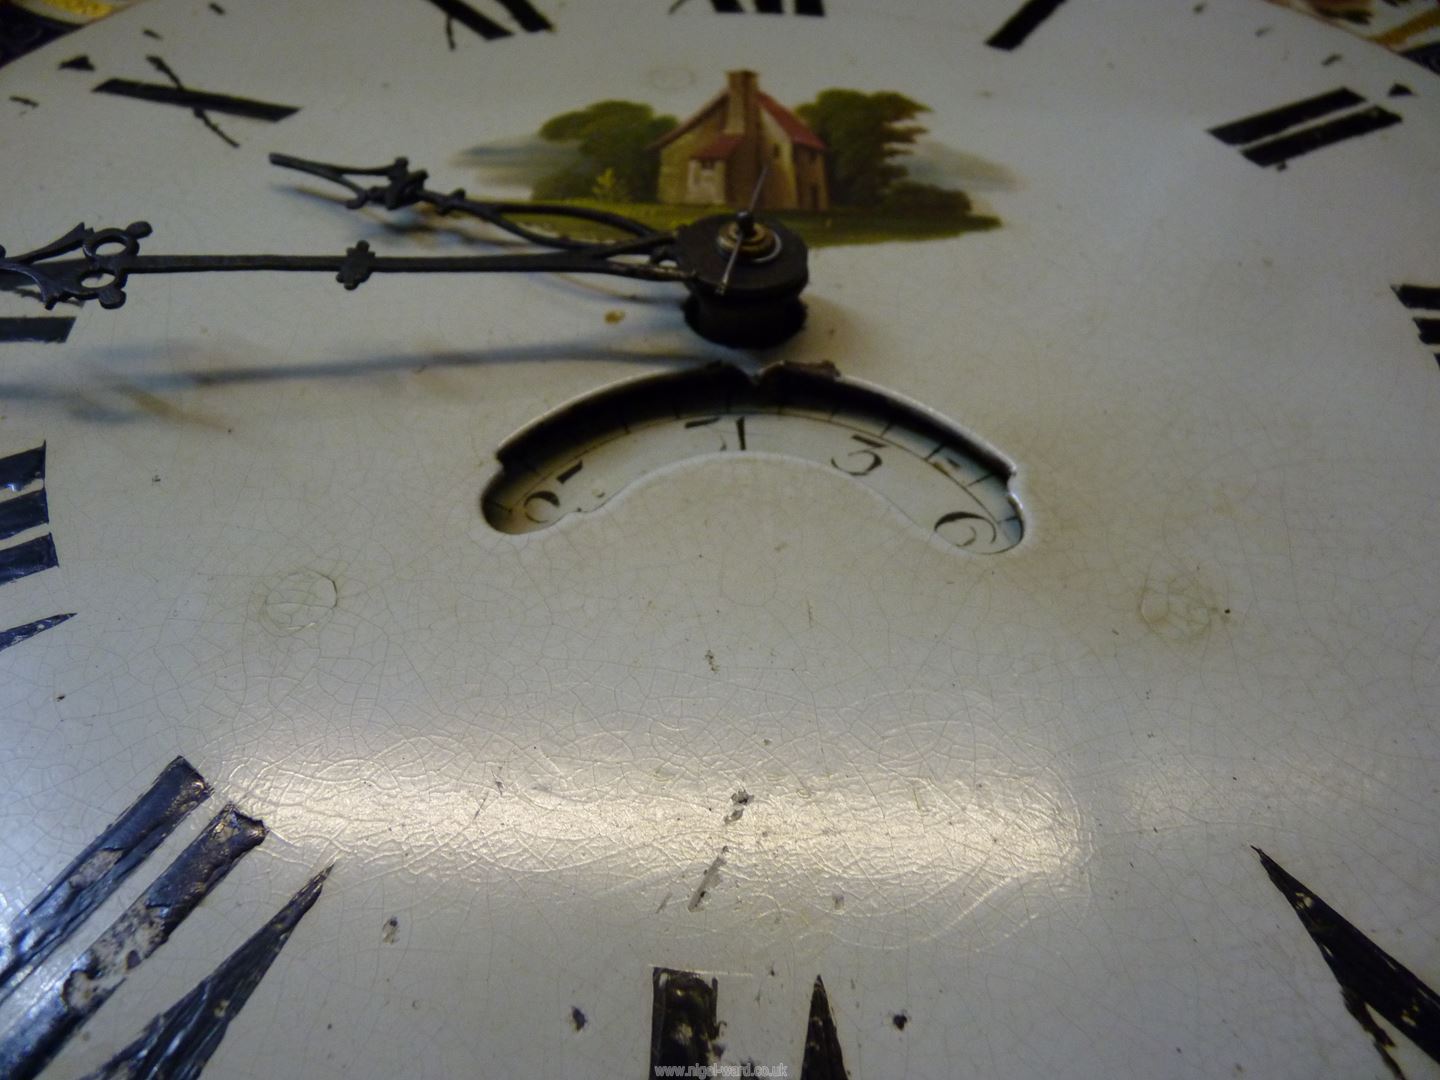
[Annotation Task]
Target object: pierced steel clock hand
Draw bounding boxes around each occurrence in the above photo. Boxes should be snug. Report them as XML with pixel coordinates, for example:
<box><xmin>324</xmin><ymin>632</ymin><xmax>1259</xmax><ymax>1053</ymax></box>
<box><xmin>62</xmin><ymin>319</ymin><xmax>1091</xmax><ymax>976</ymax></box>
<box><xmin>266</xmin><ymin>153</ymin><xmax>668</xmax><ymax>249</ymax></box>
<box><xmin>0</xmin><ymin>154</ymin><xmax>811</xmax><ymax>348</ymax></box>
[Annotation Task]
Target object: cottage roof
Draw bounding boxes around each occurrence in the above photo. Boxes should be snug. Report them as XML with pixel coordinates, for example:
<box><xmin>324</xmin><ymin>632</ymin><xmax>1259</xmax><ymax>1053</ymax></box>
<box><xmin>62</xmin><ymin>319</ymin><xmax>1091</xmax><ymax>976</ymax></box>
<box><xmin>647</xmin><ymin>79</ymin><xmax>827</xmax><ymax>154</ymax></box>
<box><xmin>758</xmin><ymin>93</ymin><xmax>826</xmax><ymax>152</ymax></box>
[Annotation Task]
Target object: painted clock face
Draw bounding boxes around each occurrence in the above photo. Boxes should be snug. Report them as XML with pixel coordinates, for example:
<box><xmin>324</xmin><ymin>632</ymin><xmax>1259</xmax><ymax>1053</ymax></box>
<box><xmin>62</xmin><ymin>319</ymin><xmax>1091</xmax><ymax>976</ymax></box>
<box><xmin>2</xmin><ymin>2</ymin><xmax>1439</xmax><ymax>1078</ymax></box>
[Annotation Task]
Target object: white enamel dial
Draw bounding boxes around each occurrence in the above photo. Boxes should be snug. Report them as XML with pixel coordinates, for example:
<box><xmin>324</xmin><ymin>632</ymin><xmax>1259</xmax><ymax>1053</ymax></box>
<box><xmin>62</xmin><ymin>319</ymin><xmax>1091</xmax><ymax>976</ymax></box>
<box><xmin>0</xmin><ymin>2</ymin><xmax>1438</xmax><ymax>1079</ymax></box>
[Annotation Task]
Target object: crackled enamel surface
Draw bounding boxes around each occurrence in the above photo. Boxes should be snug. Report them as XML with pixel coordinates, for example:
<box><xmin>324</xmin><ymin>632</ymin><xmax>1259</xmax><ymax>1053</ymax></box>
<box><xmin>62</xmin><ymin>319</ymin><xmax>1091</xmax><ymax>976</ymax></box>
<box><xmin>1</xmin><ymin>2</ymin><xmax>1439</xmax><ymax>1078</ymax></box>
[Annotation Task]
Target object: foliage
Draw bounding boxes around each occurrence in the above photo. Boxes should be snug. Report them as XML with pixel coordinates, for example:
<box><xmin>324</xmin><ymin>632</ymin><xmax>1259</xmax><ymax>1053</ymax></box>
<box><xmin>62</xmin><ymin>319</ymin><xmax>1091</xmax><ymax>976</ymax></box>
<box><xmin>533</xmin><ymin>101</ymin><xmax>676</xmax><ymax>202</ymax></box>
<box><xmin>796</xmin><ymin>90</ymin><xmax>931</xmax><ymax>206</ymax></box>
<box><xmin>880</xmin><ymin>181</ymin><xmax>972</xmax><ymax>214</ymax></box>
<box><xmin>590</xmin><ymin>167</ymin><xmax>624</xmax><ymax>201</ymax></box>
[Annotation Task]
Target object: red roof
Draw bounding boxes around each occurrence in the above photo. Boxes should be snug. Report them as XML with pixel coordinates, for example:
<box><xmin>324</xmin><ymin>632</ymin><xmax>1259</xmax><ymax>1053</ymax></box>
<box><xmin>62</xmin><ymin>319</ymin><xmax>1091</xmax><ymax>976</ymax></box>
<box><xmin>648</xmin><ymin>92</ymin><xmax>726</xmax><ymax>151</ymax></box>
<box><xmin>758</xmin><ymin>93</ymin><xmax>826</xmax><ymax>152</ymax></box>
<box><xmin>647</xmin><ymin>81</ymin><xmax>828</xmax><ymax>155</ymax></box>
<box><xmin>693</xmin><ymin>133</ymin><xmax>744</xmax><ymax>161</ymax></box>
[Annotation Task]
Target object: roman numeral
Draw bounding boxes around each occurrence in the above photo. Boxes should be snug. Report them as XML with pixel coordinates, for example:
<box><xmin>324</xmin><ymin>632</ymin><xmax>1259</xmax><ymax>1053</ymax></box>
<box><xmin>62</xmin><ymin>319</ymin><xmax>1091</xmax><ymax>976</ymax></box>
<box><xmin>83</xmin><ymin>867</ymin><xmax>331</xmax><ymax>1080</ymax></box>
<box><xmin>1402</xmin><ymin>41</ymin><xmax>1440</xmax><ymax>76</ymax></box>
<box><xmin>801</xmin><ymin>976</ymin><xmax>851</xmax><ymax>1079</ymax></box>
<box><xmin>94</xmin><ymin>77</ymin><xmax>299</xmax><ymax>121</ymax></box>
<box><xmin>1255</xmin><ymin>848</ymin><xmax>1440</xmax><ymax>1075</ymax></box>
<box><xmin>689</xmin><ymin>0</ymin><xmax>825</xmax><ymax>14</ymax></box>
<box><xmin>0</xmin><ymin>758</ymin><xmax>209</xmax><ymax>1007</ymax></box>
<box><xmin>1394</xmin><ymin>284</ymin><xmax>1440</xmax><ymax>368</ymax></box>
<box><xmin>0</xmin><ymin>316</ymin><xmax>74</xmax><ymax>344</ymax></box>
<box><xmin>422</xmin><ymin>0</ymin><xmax>552</xmax><ymax>42</ymax></box>
<box><xmin>95</xmin><ymin>56</ymin><xmax>298</xmax><ymax>147</ymax></box>
<box><xmin>0</xmin><ymin>613</ymin><xmax>74</xmax><ymax>654</ymax></box>
<box><xmin>0</xmin><ymin>446</ymin><xmax>63</xmax><ymax>643</ymax></box>
<box><xmin>0</xmin><ymin>805</ymin><xmax>266</xmax><ymax>1080</ymax></box>
<box><xmin>0</xmin><ymin>533</ymin><xmax>57</xmax><ymax>585</ymax></box>
<box><xmin>1209</xmin><ymin>87</ymin><xmax>1402</xmax><ymax>169</ymax></box>
<box><xmin>0</xmin><ymin>760</ymin><xmax>329</xmax><ymax>1080</ymax></box>
<box><xmin>986</xmin><ymin>0</ymin><xmax>1069</xmax><ymax>50</ymax></box>
<box><xmin>650</xmin><ymin>968</ymin><xmax>721</xmax><ymax>1071</ymax></box>
<box><xmin>0</xmin><ymin>443</ymin><xmax>44</xmax><ymax>491</ymax></box>
<box><xmin>648</xmin><ymin>967</ymin><xmax>852</xmax><ymax>1077</ymax></box>
<box><xmin>0</xmin><ymin>443</ymin><xmax>57</xmax><ymax>587</ymax></box>
<box><xmin>0</xmin><ymin>489</ymin><xmax>47</xmax><ymax>543</ymax></box>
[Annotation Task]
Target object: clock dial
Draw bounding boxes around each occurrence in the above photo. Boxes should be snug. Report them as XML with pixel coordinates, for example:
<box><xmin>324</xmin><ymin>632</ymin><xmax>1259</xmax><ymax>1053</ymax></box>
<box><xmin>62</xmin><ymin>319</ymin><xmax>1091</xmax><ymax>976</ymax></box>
<box><xmin>2</xmin><ymin>3</ymin><xmax>1439</xmax><ymax>1079</ymax></box>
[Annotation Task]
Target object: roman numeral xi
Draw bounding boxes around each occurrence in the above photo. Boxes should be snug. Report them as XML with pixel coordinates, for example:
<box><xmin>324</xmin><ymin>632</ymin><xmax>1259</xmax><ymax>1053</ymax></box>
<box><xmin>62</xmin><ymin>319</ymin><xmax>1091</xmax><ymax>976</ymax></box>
<box><xmin>0</xmin><ymin>758</ymin><xmax>330</xmax><ymax>1080</ymax></box>
<box><xmin>1209</xmin><ymin>87</ymin><xmax>1402</xmax><ymax>169</ymax></box>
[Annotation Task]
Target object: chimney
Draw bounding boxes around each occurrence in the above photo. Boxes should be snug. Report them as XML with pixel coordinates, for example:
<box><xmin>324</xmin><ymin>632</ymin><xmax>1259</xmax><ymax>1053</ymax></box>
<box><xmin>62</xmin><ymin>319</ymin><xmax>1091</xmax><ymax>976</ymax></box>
<box><xmin>724</xmin><ymin>70</ymin><xmax>758</xmax><ymax>135</ymax></box>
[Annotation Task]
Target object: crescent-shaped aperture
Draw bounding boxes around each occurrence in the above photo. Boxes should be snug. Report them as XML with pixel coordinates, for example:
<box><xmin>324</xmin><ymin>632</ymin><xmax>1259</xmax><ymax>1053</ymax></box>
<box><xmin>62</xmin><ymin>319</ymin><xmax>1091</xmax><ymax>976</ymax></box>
<box><xmin>481</xmin><ymin>362</ymin><xmax>1023</xmax><ymax>554</ymax></box>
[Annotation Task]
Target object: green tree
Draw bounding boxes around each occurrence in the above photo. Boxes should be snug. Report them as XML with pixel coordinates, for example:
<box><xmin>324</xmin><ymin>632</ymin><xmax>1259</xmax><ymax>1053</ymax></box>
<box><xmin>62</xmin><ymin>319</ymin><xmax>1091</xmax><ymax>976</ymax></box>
<box><xmin>533</xmin><ymin>101</ymin><xmax>676</xmax><ymax>202</ymax></box>
<box><xmin>796</xmin><ymin>90</ymin><xmax>930</xmax><ymax>206</ymax></box>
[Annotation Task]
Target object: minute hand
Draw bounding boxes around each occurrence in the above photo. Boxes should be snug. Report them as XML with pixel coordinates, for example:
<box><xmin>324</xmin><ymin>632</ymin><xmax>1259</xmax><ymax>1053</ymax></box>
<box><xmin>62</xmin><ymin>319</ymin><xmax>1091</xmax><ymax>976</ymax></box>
<box><xmin>0</xmin><ymin>223</ymin><xmax>683</xmax><ymax>310</ymax></box>
<box><xmin>1</xmin><ymin>212</ymin><xmax>809</xmax><ymax>347</ymax></box>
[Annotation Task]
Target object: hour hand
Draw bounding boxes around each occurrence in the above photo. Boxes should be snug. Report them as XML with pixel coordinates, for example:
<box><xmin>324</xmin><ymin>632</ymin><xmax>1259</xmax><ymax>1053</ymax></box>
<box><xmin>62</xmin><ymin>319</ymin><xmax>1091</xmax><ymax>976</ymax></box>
<box><xmin>0</xmin><ymin>222</ymin><xmax>153</xmax><ymax>309</ymax></box>
<box><xmin>268</xmin><ymin>152</ymin><xmax>667</xmax><ymax>250</ymax></box>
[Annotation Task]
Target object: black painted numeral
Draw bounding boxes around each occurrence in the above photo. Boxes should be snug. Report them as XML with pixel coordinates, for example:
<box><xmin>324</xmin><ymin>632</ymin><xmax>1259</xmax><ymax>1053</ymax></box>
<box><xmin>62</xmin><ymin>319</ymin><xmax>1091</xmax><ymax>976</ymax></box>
<box><xmin>423</xmin><ymin>0</ymin><xmax>551</xmax><ymax>41</ymax></box>
<box><xmin>0</xmin><ymin>613</ymin><xmax>74</xmax><ymax>654</ymax></box>
<box><xmin>95</xmin><ymin>77</ymin><xmax>298</xmax><ymax>121</ymax></box>
<box><xmin>0</xmin><ymin>758</ymin><xmax>209</xmax><ymax>1006</ymax></box>
<box><xmin>1209</xmin><ymin>88</ymin><xmax>1401</xmax><ymax>169</ymax></box>
<box><xmin>1255</xmin><ymin>848</ymin><xmax>1440</xmax><ymax>1075</ymax></box>
<box><xmin>986</xmin><ymin>0</ymin><xmax>1068</xmax><ymax>51</ymax></box>
<box><xmin>0</xmin><ymin>317</ymin><xmax>73</xmax><ymax>344</ymax></box>
<box><xmin>1395</xmin><ymin>284</ymin><xmax>1440</xmax><ymax>368</ymax></box>
<box><xmin>647</xmin><ymin>967</ymin><xmax>852</xmax><ymax>1078</ymax></box>
<box><xmin>683</xmin><ymin>414</ymin><xmax>751</xmax><ymax>451</ymax></box>
<box><xmin>0</xmin><ymin>443</ymin><xmax>44</xmax><ymax>491</ymax></box>
<box><xmin>0</xmin><ymin>761</ymin><xmax>329</xmax><ymax>1080</ymax></box>
<box><xmin>0</xmin><ymin>489</ymin><xmax>47</xmax><ymax>543</ymax></box>
<box><xmin>0</xmin><ymin>443</ymin><xmax>57</xmax><ymax>587</ymax></box>
<box><xmin>521</xmin><ymin>458</ymin><xmax>582</xmax><ymax>524</ymax></box>
<box><xmin>651</xmin><ymin>968</ymin><xmax>721</xmax><ymax>1073</ymax></box>
<box><xmin>1403</xmin><ymin>41</ymin><xmax>1440</xmax><ymax>76</ymax></box>
<box><xmin>0</xmin><ymin>533</ymin><xmax>57</xmax><ymax>585</ymax></box>
<box><xmin>83</xmin><ymin>867</ymin><xmax>331</xmax><ymax>1080</ymax></box>
<box><xmin>0</xmin><ymin>806</ymin><xmax>266</xmax><ymax>1080</ymax></box>
<box><xmin>695</xmin><ymin>0</ymin><xmax>824</xmax><ymax>15</ymax></box>
<box><xmin>801</xmin><ymin>976</ymin><xmax>851</xmax><ymax>1080</ymax></box>
<box><xmin>831</xmin><ymin>433</ymin><xmax>884</xmax><ymax>476</ymax></box>
<box><xmin>95</xmin><ymin>56</ymin><xmax>297</xmax><ymax>148</ymax></box>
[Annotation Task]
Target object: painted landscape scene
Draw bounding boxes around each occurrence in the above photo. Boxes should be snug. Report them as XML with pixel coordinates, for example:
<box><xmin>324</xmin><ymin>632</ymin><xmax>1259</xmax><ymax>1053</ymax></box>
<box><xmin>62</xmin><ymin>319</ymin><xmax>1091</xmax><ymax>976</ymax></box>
<box><xmin>456</xmin><ymin>71</ymin><xmax>1015</xmax><ymax>248</ymax></box>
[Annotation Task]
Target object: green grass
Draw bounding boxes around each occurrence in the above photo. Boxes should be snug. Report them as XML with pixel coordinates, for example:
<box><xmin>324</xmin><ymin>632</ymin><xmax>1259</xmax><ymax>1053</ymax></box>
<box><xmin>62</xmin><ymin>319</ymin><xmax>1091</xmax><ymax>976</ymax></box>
<box><xmin>506</xmin><ymin>200</ymin><xmax>1001</xmax><ymax>249</ymax></box>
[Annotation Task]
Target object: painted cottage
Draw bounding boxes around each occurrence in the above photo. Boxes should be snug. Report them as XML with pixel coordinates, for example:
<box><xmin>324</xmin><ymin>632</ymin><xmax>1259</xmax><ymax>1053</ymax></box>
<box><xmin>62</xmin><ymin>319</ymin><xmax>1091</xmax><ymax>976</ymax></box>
<box><xmin>651</xmin><ymin>71</ymin><xmax>829</xmax><ymax>212</ymax></box>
